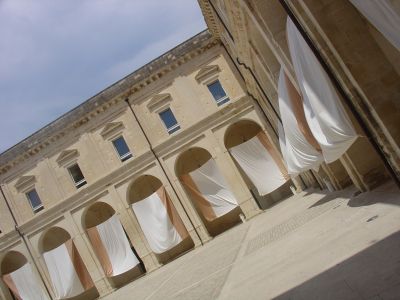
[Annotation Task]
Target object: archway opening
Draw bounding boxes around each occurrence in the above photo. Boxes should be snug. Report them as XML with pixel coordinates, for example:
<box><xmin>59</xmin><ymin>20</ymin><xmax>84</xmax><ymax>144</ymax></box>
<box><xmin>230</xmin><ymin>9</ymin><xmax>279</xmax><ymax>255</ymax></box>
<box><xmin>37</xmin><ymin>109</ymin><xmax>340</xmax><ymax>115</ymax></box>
<box><xmin>1</xmin><ymin>251</ymin><xmax>27</xmax><ymax>276</ymax></box>
<box><xmin>41</xmin><ymin>227</ymin><xmax>71</xmax><ymax>253</ymax></box>
<box><xmin>83</xmin><ymin>202</ymin><xmax>144</xmax><ymax>288</ymax></box>
<box><xmin>128</xmin><ymin>175</ymin><xmax>163</xmax><ymax>205</ymax></box>
<box><xmin>84</xmin><ymin>202</ymin><xmax>115</xmax><ymax>229</ymax></box>
<box><xmin>128</xmin><ymin>175</ymin><xmax>194</xmax><ymax>264</ymax></box>
<box><xmin>175</xmin><ymin>147</ymin><xmax>242</xmax><ymax>237</ymax></box>
<box><xmin>1</xmin><ymin>251</ymin><xmax>30</xmax><ymax>300</ymax></box>
<box><xmin>40</xmin><ymin>227</ymin><xmax>98</xmax><ymax>300</ymax></box>
<box><xmin>224</xmin><ymin>120</ymin><xmax>292</xmax><ymax>209</ymax></box>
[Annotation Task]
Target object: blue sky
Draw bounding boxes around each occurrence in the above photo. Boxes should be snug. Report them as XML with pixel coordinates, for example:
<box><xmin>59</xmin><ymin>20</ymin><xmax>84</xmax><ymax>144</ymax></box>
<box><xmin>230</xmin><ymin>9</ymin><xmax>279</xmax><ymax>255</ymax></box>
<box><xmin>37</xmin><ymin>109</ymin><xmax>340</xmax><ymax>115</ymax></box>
<box><xmin>0</xmin><ymin>0</ymin><xmax>206</xmax><ymax>153</ymax></box>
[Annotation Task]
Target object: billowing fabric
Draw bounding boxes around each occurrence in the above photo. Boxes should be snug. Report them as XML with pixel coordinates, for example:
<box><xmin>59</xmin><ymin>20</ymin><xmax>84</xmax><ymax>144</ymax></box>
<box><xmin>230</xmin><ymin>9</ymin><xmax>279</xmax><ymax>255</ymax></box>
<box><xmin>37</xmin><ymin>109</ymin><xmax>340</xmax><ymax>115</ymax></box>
<box><xmin>180</xmin><ymin>158</ymin><xmax>238</xmax><ymax>221</ymax></box>
<box><xmin>43</xmin><ymin>241</ymin><xmax>91</xmax><ymax>299</ymax></box>
<box><xmin>230</xmin><ymin>134</ymin><xmax>288</xmax><ymax>195</ymax></box>
<box><xmin>132</xmin><ymin>186</ymin><xmax>188</xmax><ymax>254</ymax></box>
<box><xmin>2</xmin><ymin>263</ymin><xmax>48</xmax><ymax>300</ymax></box>
<box><xmin>278</xmin><ymin>67</ymin><xmax>323</xmax><ymax>175</ymax></box>
<box><xmin>350</xmin><ymin>0</ymin><xmax>400</xmax><ymax>50</ymax></box>
<box><xmin>87</xmin><ymin>214</ymin><xmax>139</xmax><ymax>277</ymax></box>
<box><xmin>287</xmin><ymin>18</ymin><xmax>357</xmax><ymax>163</ymax></box>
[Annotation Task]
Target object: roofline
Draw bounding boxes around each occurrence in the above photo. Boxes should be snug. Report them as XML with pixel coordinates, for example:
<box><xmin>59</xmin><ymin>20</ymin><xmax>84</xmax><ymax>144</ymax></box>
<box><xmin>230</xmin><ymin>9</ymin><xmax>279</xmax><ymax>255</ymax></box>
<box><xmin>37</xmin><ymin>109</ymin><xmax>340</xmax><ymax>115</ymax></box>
<box><xmin>0</xmin><ymin>29</ymin><xmax>212</xmax><ymax>167</ymax></box>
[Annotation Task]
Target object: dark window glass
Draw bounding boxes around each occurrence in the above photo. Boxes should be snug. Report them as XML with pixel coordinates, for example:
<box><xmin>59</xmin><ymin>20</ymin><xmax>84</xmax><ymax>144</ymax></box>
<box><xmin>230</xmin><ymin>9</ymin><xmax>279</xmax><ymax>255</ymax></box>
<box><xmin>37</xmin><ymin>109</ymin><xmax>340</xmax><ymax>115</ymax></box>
<box><xmin>159</xmin><ymin>108</ymin><xmax>180</xmax><ymax>134</ymax></box>
<box><xmin>112</xmin><ymin>136</ymin><xmax>132</xmax><ymax>161</ymax></box>
<box><xmin>207</xmin><ymin>80</ymin><xmax>230</xmax><ymax>106</ymax></box>
<box><xmin>68</xmin><ymin>163</ymin><xmax>86</xmax><ymax>188</ymax></box>
<box><xmin>26</xmin><ymin>189</ymin><xmax>44</xmax><ymax>213</ymax></box>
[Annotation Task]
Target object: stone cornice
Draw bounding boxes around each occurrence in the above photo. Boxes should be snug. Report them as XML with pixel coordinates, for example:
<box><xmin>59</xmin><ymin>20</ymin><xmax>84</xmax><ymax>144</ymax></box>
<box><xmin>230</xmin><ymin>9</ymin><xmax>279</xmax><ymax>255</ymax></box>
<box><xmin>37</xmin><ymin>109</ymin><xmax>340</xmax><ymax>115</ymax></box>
<box><xmin>0</xmin><ymin>30</ymin><xmax>219</xmax><ymax>177</ymax></box>
<box><xmin>198</xmin><ymin>0</ymin><xmax>221</xmax><ymax>39</ymax></box>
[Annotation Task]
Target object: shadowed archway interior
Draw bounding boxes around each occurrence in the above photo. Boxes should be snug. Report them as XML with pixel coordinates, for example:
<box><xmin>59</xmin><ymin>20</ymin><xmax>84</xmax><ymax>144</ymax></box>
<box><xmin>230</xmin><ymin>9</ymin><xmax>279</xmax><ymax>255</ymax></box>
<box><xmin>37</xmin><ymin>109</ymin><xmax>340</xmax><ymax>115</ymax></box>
<box><xmin>224</xmin><ymin>120</ymin><xmax>292</xmax><ymax>209</ymax></box>
<box><xmin>175</xmin><ymin>147</ymin><xmax>242</xmax><ymax>237</ymax></box>
<box><xmin>83</xmin><ymin>201</ymin><xmax>145</xmax><ymax>287</ymax></box>
<box><xmin>128</xmin><ymin>175</ymin><xmax>194</xmax><ymax>264</ymax></box>
<box><xmin>1</xmin><ymin>251</ymin><xmax>27</xmax><ymax>276</ymax></box>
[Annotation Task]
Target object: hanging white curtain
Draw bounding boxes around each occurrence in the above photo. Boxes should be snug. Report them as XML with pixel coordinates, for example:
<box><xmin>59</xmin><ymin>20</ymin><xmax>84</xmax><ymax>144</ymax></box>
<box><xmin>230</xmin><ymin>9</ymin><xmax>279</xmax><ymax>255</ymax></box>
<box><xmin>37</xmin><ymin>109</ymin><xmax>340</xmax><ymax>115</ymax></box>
<box><xmin>229</xmin><ymin>135</ymin><xmax>287</xmax><ymax>195</ymax></box>
<box><xmin>278</xmin><ymin>67</ymin><xmax>323</xmax><ymax>174</ymax></box>
<box><xmin>87</xmin><ymin>214</ymin><xmax>139</xmax><ymax>277</ymax></box>
<box><xmin>2</xmin><ymin>263</ymin><xmax>49</xmax><ymax>300</ymax></box>
<box><xmin>349</xmin><ymin>0</ymin><xmax>400</xmax><ymax>50</ymax></box>
<box><xmin>43</xmin><ymin>242</ymin><xmax>86</xmax><ymax>299</ymax></box>
<box><xmin>132</xmin><ymin>186</ymin><xmax>188</xmax><ymax>254</ymax></box>
<box><xmin>286</xmin><ymin>18</ymin><xmax>358</xmax><ymax>163</ymax></box>
<box><xmin>181</xmin><ymin>158</ymin><xmax>238</xmax><ymax>221</ymax></box>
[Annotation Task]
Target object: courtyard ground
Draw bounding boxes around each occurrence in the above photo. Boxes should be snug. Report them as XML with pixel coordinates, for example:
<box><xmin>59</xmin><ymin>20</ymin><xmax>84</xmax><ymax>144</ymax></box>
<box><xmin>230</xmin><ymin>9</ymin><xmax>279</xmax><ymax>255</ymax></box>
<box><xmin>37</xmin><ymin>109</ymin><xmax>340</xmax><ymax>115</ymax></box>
<box><xmin>103</xmin><ymin>182</ymin><xmax>400</xmax><ymax>300</ymax></box>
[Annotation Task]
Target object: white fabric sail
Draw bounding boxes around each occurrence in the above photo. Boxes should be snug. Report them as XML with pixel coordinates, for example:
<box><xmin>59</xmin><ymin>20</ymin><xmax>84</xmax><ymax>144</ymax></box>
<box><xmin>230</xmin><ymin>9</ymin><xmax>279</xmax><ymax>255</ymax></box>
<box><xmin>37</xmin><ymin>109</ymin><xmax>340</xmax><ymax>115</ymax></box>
<box><xmin>286</xmin><ymin>18</ymin><xmax>357</xmax><ymax>163</ymax></box>
<box><xmin>278</xmin><ymin>68</ymin><xmax>323</xmax><ymax>174</ymax></box>
<box><xmin>187</xmin><ymin>158</ymin><xmax>238</xmax><ymax>218</ymax></box>
<box><xmin>350</xmin><ymin>0</ymin><xmax>400</xmax><ymax>50</ymax></box>
<box><xmin>132</xmin><ymin>188</ymin><xmax>186</xmax><ymax>254</ymax></box>
<box><xmin>95</xmin><ymin>214</ymin><xmax>140</xmax><ymax>276</ymax></box>
<box><xmin>43</xmin><ymin>243</ymin><xmax>84</xmax><ymax>299</ymax></box>
<box><xmin>3</xmin><ymin>263</ymin><xmax>48</xmax><ymax>300</ymax></box>
<box><xmin>230</xmin><ymin>135</ymin><xmax>287</xmax><ymax>195</ymax></box>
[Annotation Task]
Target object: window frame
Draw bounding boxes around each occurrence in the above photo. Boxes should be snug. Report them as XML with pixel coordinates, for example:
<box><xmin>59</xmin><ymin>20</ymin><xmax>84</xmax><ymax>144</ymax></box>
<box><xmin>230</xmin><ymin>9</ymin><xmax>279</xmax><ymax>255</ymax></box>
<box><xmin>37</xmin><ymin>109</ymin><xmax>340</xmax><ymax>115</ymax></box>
<box><xmin>25</xmin><ymin>188</ymin><xmax>44</xmax><ymax>213</ymax></box>
<box><xmin>159</xmin><ymin>107</ymin><xmax>181</xmax><ymax>135</ymax></box>
<box><xmin>112</xmin><ymin>135</ymin><xmax>133</xmax><ymax>162</ymax></box>
<box><xmin>67</xmin><ymin>163</ymin><xmax>87</xmax><ymax>189</ymax></box>
<box><xmin>207</xmin><ymin>79</ymin><xmax>230</xmax><ymax>106</ymax></box>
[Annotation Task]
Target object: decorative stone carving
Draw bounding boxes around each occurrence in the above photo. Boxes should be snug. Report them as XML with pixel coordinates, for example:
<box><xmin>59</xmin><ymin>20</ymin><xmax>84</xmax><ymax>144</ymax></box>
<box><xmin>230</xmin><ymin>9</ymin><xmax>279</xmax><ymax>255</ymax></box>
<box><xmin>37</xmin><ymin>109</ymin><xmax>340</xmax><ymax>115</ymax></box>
<box><xmin>147</xmin><ymin>94</ymin><xmax>173</xmax><ymax>113</ymax></box>
<box><xmin>14</xmin><ymin>175</ymin><xmax>36</xmax><ymax>193</ymax></box>
<box><xmin>195</xmin><ymin>65</ymin><xmax>221</xmax><ymax>83</ymax></box>
<box><xmin>56</xmin><ymin>149</ymin><xmax>79</xmax><ymax>167</ymax></box>
<box><xmin>100</xmin><ymin>122</ymin><xmax>125</xmax><ymax>140</ymax></box>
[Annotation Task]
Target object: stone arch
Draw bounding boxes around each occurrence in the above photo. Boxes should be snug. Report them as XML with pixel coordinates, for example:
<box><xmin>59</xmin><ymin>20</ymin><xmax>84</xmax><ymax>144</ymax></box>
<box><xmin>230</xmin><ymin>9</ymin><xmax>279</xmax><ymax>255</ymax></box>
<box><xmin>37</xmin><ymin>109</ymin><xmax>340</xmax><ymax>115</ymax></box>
<box><xmin>175</xmin><ymin>147</ymin><xmax>242</xmax><ymax>237</ymax></box>
<box><xmin>83</xmin><ymin>201</ymin><xmax>145</xmax><ymax>288</ymax></box>
<box><xmin>83</xmin><ymin>201</ymin><xmax>116</xmax><ymax>229</ymax></box>
<box><xmin>40</xmin><ymin>226</ymin><xmax>71</xmax><ymax>253</ymax></box>
<box><xmin>1</xmin><ymin>251</ymin><xmax>28</xmax><ymax>299</ymax></box>
<box><xmin>127</xmin><ymin>174</ymin><xmax>194</xmax><ymax>264</ymax></box>
<box><xmin>39</xmin><ymin>227</ymin><xmax>99</xmax><ymax>300</ymax></box>
<box><xmin>0</xmin><ymin>251</ymin><xmax>28</xmax><ymax>276</ymax></box>
<box><xmin>127</xmin><ymin>175</ymin><xmax>163</xmax><ymax>205</ymax></box>
<box><xmin>224</xmin><ymin>119</ymin><xmax>263</xmax><ymax>149</ymax></box>
<box><xmin>224</xmin><ymin>119</ymin><xmax>292</xmax><ymax>209</ymax></box>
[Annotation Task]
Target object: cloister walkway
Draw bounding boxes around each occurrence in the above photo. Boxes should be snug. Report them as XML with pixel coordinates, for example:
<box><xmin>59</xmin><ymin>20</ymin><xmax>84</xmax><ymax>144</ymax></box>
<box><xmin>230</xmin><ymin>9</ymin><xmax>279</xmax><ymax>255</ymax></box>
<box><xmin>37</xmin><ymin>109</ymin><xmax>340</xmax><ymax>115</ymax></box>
<box><xmin>103</xmin><ymin>182</ymin><xmax>400</xmax><ymax>300</ymax></box>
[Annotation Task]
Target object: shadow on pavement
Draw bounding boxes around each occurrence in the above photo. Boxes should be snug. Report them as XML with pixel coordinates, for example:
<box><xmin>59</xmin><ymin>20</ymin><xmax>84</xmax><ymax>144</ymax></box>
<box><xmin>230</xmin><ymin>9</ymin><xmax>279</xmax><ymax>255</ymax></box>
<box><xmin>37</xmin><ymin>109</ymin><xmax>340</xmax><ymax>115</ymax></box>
<box><xmin>273</xmin><ymin>230</ymin><xmax>400</xmax><ymax>300</ymax></box>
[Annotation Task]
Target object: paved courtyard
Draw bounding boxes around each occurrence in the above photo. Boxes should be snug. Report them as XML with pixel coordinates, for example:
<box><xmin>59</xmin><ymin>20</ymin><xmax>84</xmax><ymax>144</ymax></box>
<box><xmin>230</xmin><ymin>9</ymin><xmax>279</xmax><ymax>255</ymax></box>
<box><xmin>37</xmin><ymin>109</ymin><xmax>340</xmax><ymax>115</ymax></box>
<box><xmin>103</xmin><ymin>182</ymin><xmax>400</xmax><ymax>300</ymax></box>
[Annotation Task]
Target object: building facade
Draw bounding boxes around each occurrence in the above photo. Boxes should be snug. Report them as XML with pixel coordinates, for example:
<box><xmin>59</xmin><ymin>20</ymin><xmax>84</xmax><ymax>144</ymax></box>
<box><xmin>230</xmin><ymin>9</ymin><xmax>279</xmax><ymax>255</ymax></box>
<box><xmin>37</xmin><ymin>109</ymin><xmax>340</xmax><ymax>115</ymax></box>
<box><xmin>2</xmin><ymin>1</ymin><xmax>399</xmax><ymax>299</ymax></box>
<box><xmin>0</xmin><ymin>31</ymin><xmax>299</xmax><ymax>300</ymax></box>
<box><xmin>198</xmin><ymin>0</ymin><xmax>400</xmax><ymax>192</ymax></box>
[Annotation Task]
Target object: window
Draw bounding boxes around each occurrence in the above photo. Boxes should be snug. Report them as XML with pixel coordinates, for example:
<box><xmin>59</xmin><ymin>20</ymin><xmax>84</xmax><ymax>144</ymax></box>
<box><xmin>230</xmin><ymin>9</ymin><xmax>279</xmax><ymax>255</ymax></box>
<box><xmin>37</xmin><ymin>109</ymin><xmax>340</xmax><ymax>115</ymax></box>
<box><xmin>68</xmin><ymin>163</ymin><xmax>87</xmax><ymax>188</ymax></box>
<box><xmin>112</xmin><ymin>136</ymin><xmax>132</xmax><ymax>161</ymax></box>
<box><xmin>207</xmin><ymin>80</ymin><xmax>230</xmax><ymax>106</ymax></box>
<box><xmin>26</xmin><ymin>189</ymin><xmax>43</xmax><ymax>213</ymax></box>
<box><xmin>159</xmin><ymin>108</ymin><xmax>180</xmax><ymax>134</ymax></box>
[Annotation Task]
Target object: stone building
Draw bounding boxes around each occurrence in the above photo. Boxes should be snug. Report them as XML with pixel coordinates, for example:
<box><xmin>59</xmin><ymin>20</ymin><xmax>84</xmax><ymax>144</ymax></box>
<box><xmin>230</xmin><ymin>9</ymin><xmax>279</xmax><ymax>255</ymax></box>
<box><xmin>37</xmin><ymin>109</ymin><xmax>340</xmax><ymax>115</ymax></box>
<box><xmin>0</xmin><ymin>30</ymin><xmax>298</xmax><ymax>300</ymax></box>
<box><xmin>198</xmin><ymin>0</ymin><xmax>400</xmax><ymax>192</ymax></box>
<box><xmin>1</xmin><ymin>1</ymin><xmax>399</xmax><ymax>299</ymax></box>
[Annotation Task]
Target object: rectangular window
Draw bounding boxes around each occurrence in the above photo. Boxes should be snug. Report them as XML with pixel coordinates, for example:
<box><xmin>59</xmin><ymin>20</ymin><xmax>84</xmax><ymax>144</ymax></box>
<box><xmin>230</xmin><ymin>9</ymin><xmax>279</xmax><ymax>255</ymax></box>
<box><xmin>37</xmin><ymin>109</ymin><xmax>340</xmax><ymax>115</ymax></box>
<box><xmin>68</xmin><ymin>163</ymin><xmax>87</xmax><ymax>188</ymax></box>
<box><xmin>112</xmin><ymin>136</ymin><xmax>132</xmax><ymax>161</ymax></box>
<box><xmin>207</xmin><ymin>80</ymin><xmax>230</xmax><ymax>106</ymax></box>
<box><xmin>26</xmin><ymin>189</ymin><xmax>44</xmax><ymax>213</ymax></box>
<box><xmin>159</xmin><ymin>108</ymin><xmax>180</xmax><ymax>134</ymax></box>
